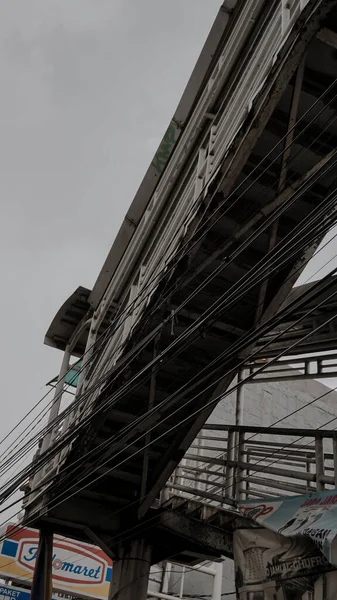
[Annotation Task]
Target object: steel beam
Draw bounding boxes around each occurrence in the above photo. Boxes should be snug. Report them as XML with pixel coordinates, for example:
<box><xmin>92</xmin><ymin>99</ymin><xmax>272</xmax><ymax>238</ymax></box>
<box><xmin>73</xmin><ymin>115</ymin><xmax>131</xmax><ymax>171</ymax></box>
<box><xmin>254</xmin><ymin>57</ymin><xmax>306</xmax><ymax>323</ymax></box>
<box><xmin>246</xmin><ymin>352</ymin><xmax>337</xmax><ymax>382</ymax></box>
<box><xmin>235</xmin><ymin>370</ymin><xmax>244</xmax><ymax>458</ymax></box>
<box><xmin>217</xmin><ymin>0</ymin><xmax>336</xmax><ymax>194</ymax></box>
<box><xmin>141</xmin><ymin>336</ymin><xmax>160</xmax><ymax>500</ymax></box>
<box><xmin>62</xmin><ymin>365</ymin><xmax>236</xmax><ymax>509</ymax></box>
<box><xmin>203</xmin><ymin>424</ymin><xmax>337</xmax><ymax>437</ymax></box>
<box><xmin>138</xmin><ymin>373</ymin><xmax>235</xmax><ymax>519</ymax></box>
<box><xmin>315</xmin><ymin>437</ymin><xmax>325</xmax><ymax>491</ymax></box>
<box><xmin>172</xmin><ymin>145</ymin><xmax>337</xmax><ymax>310</ymax></box>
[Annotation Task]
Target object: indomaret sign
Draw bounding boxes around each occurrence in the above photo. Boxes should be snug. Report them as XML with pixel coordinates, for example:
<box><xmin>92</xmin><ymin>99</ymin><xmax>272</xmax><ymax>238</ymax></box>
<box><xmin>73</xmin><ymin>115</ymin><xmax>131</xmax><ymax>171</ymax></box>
<box><xmin>0</xmin><ymin>524</ymin><xmax>112</xmax><ymax>600</ymax></box>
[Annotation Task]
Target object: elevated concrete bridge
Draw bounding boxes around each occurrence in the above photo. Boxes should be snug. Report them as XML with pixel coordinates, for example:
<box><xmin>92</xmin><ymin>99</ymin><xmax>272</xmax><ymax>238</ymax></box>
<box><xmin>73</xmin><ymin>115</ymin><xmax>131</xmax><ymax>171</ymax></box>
<box><xmin>22</xmin><ymin>1</ymin><xmax>337</xmax><ymax>597</ymax></box>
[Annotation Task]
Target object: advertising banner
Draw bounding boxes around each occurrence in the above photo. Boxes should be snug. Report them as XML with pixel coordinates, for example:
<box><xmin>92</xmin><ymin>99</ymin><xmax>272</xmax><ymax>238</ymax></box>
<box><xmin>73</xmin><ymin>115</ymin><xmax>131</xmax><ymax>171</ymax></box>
<box><xmin>0</xmin><ymin>524</ymin><xmax>112</xmax><ymax>600</ymax></box>
<box><xmin>233</xmin><ymin>528</ymin><xmax>334</xmax><ymax>599</ymax></box>
<box><xmin>0</xmin><ymin>583</ymin><xmax>62</xmax><ymax>600</ymax></box>
<box><xmin>238</xmin><ymin>489</ymin><xmax>337</xmax><ymax>567</ymax></box>
<box><xmin>0</xmin><ymin>583</ymin><xmax>82</xmax><ymax>600</ymax></box>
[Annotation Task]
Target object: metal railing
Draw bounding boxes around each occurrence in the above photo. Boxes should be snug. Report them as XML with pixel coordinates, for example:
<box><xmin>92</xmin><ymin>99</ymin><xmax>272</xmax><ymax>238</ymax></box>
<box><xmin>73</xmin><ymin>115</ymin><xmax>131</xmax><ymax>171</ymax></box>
<box><xmin>163</xmin><ymin>425</ymin><xmax>337</xmax><ymax>507</ymax></box>
<box><xmin>245</xmin><ymin>352</ymin><xmax>337</xmax><ymax>383</ymax></box>
<box><xmin>147</xmin><ymin>562</ymin><xmax>223</xmax><ymax>600</ymax></box>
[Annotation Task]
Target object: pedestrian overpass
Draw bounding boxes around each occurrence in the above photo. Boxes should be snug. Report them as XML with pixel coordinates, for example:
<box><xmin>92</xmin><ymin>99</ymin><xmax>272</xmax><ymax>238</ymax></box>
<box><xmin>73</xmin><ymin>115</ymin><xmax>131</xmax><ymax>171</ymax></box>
<box><xmin>20</xmin><ymin>0</ymin><xmax>337</xmax><ymax>597</ymax></box>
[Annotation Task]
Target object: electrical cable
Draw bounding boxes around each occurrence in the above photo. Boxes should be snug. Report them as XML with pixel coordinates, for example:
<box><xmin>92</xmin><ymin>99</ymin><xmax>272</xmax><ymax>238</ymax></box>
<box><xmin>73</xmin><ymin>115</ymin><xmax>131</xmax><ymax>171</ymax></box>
<box><xmin>1</xmin><ymin>83</ymin><xmax>334</xmax><ymax>600</ymax></box>
<box><xmin>0</xmin><ymin>7</ymin><xmax>336</xmax><ymax>596</ymax></box>
<box><xmin>50</xmin><ymin>288</ymin><xmax>337</xmax><ymax>536</ymax></box>
<box><xmin>2</xmin><ymin>271</ymin><xmax>336</xmax><ymax>540</ymax></box>
<box><xmin>1</xmin><ymin>204</ymin><xmax>334</xmax><ymax>504</ymax></box>
<box><xmin>0</xmin><ymin>268</ymin><xmax>332</xmax><ymax>536</ymax></box>
<box><xmin>0</xmin><ymin>151</ymin><xmax>332</xmax><ymax>488</ymax></box>
<box><xmin>90</xmin><ymin>410</ymin><xmax>337</xmax><ymax>564</ymax></box>
<box><xmin>2</xmin><ymin>82</ymin><xmax>336</xmax><ymax>486</ymax></box>
<box><xmin>1</xmin><ymin>21</ymin><xmax>336</xmax><ymax>524</ymax></box>
<box><xmin>0</xmin><ymin>241</ymin><xmax>332</xmax><ymax>528</ymax></box>
<box><xmin>35</xmin><ymin>146</ymin><xmax>337</xmax><ymax>468</ymax></box>
<box><xmin>2</xmin><ymin>196</ymin><xmax>336</xmax><ymax>510</ymax></box>
<box><xmin>3</xmin><ymin>197</ymin><xmax>337</xmax><ymax>492</ymax></box>
<box><xmin>2</xmin><ymin>63</ymin><xmax>336</xmax><ymax>472</ymax></box>
<box><xmin>0</xmin><ymin>394</ymin><xmax>334</xmax><ymax>597</ymax></box>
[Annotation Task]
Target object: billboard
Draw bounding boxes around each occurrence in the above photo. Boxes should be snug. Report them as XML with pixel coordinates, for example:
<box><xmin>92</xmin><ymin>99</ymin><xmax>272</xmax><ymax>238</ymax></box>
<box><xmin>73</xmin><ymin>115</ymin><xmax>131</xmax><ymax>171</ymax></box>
<box><xmin>233</xmin><ymin>528</ymin><xmax>335</xmax><ymax>599</ymax></box>
<box><xmin>238</xmin><ymin>489</ymin><xmax>337</xmax><ymax>567</ymax></box>
<box><xmin>0</xmin><ymin>524</ymin><xmax>112</xmax><ymax>600</ymax></box>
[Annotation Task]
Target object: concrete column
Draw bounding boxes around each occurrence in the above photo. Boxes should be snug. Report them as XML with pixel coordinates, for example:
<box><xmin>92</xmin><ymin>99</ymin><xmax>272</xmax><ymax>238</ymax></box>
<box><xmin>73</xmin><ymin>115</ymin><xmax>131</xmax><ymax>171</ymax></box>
<box><xmin>109</xmin><ymin>539</ymin><xmax>152</xmax><ymax>600</ymax></box>
<box><xmin>30</xmin><ymin>530</ymin><xmax>53</xmax><ymax>600</ymax></box>
<box><xmin>212</xmin><ymin>562</ymin><xmax>223</xmax><ymax>600</ymax></box>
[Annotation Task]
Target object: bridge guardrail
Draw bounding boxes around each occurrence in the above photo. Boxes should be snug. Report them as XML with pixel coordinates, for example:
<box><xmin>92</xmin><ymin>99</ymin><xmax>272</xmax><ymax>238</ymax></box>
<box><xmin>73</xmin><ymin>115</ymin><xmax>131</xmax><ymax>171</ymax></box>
<box><xmin>162</xmin><ymin>424</ymin><xmax>337</xmax><ymax>507</ymax></box>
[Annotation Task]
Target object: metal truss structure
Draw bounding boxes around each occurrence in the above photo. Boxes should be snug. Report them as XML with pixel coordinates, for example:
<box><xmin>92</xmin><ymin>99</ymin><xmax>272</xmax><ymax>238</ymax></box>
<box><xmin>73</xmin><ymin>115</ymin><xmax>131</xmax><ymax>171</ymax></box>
<box><xmin>165</xmin><ymin>424</ymin><xmax>337</xmax><ymax>505</ymax></box>
<box><xmin>21</xmin><ymin>2</ymin><xmax>337</xmax><ymax>598</ymax></box>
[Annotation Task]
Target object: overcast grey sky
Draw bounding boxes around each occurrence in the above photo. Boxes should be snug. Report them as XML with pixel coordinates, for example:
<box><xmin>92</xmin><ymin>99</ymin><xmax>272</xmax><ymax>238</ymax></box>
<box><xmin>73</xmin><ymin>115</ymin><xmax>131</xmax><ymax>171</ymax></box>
<box><xmin>0</xmin><ymin>0</ymin><xmax>222</xmax><ymax>447</ymax></box>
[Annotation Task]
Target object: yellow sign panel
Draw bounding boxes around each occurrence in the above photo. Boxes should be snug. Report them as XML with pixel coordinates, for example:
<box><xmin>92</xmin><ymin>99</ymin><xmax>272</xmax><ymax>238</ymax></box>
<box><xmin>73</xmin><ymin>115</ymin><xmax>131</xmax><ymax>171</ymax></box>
<box><xmin>0</xmin><ymin>524</ymin><xmax>112</xmax><ymax>600</ymax></box>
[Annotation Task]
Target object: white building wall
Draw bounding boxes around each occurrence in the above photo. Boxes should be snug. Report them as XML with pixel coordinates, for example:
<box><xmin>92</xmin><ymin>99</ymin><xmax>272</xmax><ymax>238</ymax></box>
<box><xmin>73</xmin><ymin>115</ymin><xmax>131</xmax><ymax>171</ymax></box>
<box><xmin>211</xmin><ymin>376</ymin><xmax>337</xmax><ymax>430</ymax></box>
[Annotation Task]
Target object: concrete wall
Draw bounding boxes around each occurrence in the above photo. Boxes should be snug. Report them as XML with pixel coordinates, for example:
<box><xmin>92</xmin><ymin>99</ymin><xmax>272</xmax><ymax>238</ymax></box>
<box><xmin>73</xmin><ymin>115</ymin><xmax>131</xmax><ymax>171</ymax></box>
<box><xmin>210</xmin><ymin>375</ymin><xmax>337</xmax><ymax>430</ymax></box>
<box><xmin>160</xmin><ymin>376</ymin><xmax>337</xmax><ymax>600</ymax></box>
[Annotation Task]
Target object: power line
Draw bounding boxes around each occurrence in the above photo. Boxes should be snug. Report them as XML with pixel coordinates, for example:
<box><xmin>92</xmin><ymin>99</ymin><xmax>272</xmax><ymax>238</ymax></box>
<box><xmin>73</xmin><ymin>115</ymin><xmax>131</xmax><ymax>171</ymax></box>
<box><xmin>3</xmin><ymin>204</ymin><xmax>336</xmax><ymax>504</ymax></box>
<box><xmin>0</xmin><ymin>161</ymin><xmax>332</xmax><ymax>492</ymax></box>
<box><xmin>2</xmin><ymin>64</ymin><xmax>337</xmax><ymax>478</ymax></box>
<box><xmin>0</xmin><ymin>246</ymin><xmax>334</xmax><ymax>536</ymax></box>
<box><xmin>1</xmin><ymin>272</ymin><xmax>334</xmax><ymax>540</ymax></box>
<box><xmin>3</xmin><ymin>207</ymin><xmax>337</xmax><ymax>492</ymax></box>
<box><xmin>0</xmin><ymin>105</ymin><xmax>332</xmax><ymax>492</ymax></box>
<box><xmin>2</xmin><ymin>193</ymin><xmax>336</xmax><ymax>516</ymax></box>
<box><xmin>0</xmin><ymin>366</ymin><xmax>337</xmax><ymax>595</ymax></box>
<box><xmin>1</xmin><ymin>31</ymin><xmax>336</xmax><ymax>540</ymax></box>
<box><xmin>0</xmin><ymin>9</ymin><xmax>336</xmax><ymax>600</ymax></box>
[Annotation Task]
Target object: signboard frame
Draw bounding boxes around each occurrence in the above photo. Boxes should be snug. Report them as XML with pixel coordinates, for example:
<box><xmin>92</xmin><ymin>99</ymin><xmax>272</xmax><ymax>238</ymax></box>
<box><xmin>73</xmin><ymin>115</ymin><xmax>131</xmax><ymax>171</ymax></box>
<box><xmin>0</xmin><ymin>524</ymin><xmax>112</xmax><ymax>600</ymax></box>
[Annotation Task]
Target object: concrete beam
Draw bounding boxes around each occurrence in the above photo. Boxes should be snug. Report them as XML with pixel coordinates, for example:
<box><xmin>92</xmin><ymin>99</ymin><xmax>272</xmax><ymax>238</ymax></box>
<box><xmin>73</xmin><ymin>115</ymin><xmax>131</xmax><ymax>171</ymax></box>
<box><xmin>156</xmin><ymin>509</ymin><xmax>233</xmax><ymax>558</ymax></box>
<box><xmin>45</xmin><ymin>495</ymin><xmax>122</xmax><ymax>534</ymax></box>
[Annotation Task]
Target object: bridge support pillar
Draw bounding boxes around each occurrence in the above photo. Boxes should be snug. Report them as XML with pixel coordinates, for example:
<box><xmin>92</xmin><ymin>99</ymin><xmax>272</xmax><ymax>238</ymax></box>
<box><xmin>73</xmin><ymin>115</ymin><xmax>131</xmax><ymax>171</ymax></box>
<box><xmin>109</xmin><ymin>539</ymin><xmax>152</xmax><ymax>600</ymax></box>
<box><xmin>30</xmin><ymin>530</ymin><xmax>53</xmax><ymax>600</ymax></box>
